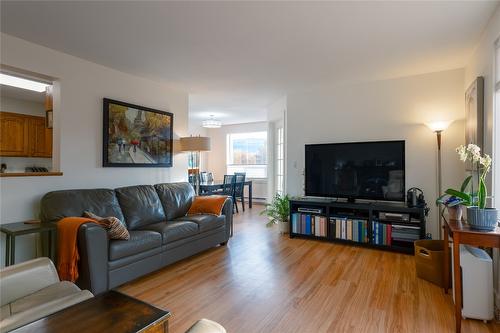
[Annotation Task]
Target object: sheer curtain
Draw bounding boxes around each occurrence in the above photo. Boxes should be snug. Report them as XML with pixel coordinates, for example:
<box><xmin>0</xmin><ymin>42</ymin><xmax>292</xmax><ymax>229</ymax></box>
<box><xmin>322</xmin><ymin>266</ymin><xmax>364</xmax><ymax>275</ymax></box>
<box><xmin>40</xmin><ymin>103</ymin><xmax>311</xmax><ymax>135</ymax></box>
<box><xmin>494</xmin><ymin>39</ymin><xmax>500</xmax><ymax>320</ymax></box>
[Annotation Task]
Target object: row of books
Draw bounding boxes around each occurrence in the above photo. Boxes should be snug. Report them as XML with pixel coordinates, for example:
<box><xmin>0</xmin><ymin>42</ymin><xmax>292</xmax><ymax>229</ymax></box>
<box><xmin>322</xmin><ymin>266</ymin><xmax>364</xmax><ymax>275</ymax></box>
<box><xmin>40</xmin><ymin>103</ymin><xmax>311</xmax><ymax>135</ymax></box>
<box><xmin>291</xmin><ymin>213</ymin><xmax>328</xmax><ymax>237</ymax></box>
<box><xmin>329</xmin><ymin>217</ymin><xmax>369</xmax><ymax>243</ymax></box>
<box><xmin>372</xmin><ymin>221</ymin><xmax>421</xmax><ymax>246</ymax></box>
<box><xmin>291</xmin><ymin>214</ymin><xmax>421</xmax><ymax>247</ymax></box>
<box><xmin>372</xmin><ymin>221</ymin><xmax>392</xmax><ymax>246</ymax></box>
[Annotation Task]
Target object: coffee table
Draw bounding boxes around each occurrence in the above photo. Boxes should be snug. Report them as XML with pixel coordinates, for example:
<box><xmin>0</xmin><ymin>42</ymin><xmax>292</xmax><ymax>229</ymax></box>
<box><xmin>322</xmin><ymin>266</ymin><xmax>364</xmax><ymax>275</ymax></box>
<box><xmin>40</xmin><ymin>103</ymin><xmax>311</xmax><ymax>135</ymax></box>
<box><xmin>12</xmin><ymin>290</ymin><xmax>171</xmax><ymax>333</ymax></box>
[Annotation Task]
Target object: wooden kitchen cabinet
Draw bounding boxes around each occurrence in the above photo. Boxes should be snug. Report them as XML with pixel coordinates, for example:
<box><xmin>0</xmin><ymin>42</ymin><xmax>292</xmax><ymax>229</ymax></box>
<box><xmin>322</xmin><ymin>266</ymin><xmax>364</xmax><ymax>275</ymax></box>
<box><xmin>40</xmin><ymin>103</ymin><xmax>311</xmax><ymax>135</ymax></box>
<box><xmin>0</xmin><ymin>112</ymin><xmax>52</xmax><ymax>157</ymax></box>
<box><xmin>29</xmin><ymin>117</ymin><xmax>52</xmax><ymax>157</ymax></box>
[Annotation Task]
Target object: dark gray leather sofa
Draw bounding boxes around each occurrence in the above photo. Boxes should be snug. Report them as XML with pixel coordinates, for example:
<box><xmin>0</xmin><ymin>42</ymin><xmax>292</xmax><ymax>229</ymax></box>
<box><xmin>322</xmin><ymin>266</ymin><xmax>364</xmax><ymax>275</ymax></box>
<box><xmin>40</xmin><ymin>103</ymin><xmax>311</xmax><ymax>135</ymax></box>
<box><xmin>40</xmin><ymin>182</ymin><xmax>232</xmax><ymax>295</ymax></box>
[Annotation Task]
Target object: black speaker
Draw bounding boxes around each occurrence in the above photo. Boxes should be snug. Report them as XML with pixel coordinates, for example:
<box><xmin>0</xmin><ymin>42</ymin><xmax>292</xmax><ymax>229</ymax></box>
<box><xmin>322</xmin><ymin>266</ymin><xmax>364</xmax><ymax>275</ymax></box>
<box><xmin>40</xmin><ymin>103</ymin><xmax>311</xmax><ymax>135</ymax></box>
<box><xmin>407</xmin><ymin>187</ymin><xmax>425</xmax><ymax>208</ymax></box>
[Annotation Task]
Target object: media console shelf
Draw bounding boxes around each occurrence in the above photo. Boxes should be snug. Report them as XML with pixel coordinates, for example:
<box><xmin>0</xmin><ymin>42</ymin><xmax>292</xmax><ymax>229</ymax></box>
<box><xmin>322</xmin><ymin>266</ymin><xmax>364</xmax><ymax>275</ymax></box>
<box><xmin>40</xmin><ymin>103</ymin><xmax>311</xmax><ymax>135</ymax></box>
<box><xmin>289</xmin><ymin>198</ymin><xmax>426</xmax><ymax>254</ymax></box>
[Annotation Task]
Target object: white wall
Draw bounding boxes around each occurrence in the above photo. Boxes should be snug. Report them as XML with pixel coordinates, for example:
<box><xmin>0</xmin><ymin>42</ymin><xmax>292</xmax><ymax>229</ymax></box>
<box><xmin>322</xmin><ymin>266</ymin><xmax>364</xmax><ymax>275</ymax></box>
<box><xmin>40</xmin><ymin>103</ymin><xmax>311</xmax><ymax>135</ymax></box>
<box><xmin>206</xmin><ymin>121</ymin><xmax>269</xmax><ymax>200</ymax></box>
<box><xmin>463</xmin><ymin>5</ymin><xmax>500</xmax><ymax>318</ymax></box>
<box><xmin>286</xmin><ymin>68</ymin><xmax>466</xmax><ymax>238</ymax></box>
<box><xmin>0</xmin><ymin>33</ymin><xmax>189</xmax><ymax>265</ymax></box>
<box><xmin>0</xmin><ymin>96</ymin><xmax>52</xmax><ymax>172</ymax></box>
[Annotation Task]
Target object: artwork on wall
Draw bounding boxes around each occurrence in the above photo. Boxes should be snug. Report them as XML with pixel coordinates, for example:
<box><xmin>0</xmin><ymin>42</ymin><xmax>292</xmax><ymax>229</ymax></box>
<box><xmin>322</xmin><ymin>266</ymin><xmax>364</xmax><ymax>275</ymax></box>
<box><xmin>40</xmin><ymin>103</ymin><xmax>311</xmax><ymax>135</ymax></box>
<box><xmin>103</xmin><ymin>98</ymin><xmax>173</xmax><ymax>167</ymax></box>
<box><xmin>465</xmin><ymin>76</ymin><xmax>484</xmax><ymax>149</ymax></box>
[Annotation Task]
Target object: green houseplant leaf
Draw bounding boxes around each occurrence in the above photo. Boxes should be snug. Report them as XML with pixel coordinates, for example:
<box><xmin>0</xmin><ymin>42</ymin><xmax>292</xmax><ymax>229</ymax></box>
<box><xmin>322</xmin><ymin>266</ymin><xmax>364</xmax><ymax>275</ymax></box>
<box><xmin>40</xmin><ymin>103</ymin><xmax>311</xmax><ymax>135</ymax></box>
<box><xmin>478</xmin><ymin>178</ymin><xmax>487</xmax><ymax>209</ymax></box>
<box><xmin>460</xmin><ymin>175</ymin><xmax>472</xmax><ymax>192</ymax></box>
<box><xmin>260</xmin><ymin>193</ymin><xmax>290</xmax><ymax>227</ymax></box>
<box><xmin>444</xmin><ymin>189</ymin><xmax>471</xmax><ymax>204</ymax></box>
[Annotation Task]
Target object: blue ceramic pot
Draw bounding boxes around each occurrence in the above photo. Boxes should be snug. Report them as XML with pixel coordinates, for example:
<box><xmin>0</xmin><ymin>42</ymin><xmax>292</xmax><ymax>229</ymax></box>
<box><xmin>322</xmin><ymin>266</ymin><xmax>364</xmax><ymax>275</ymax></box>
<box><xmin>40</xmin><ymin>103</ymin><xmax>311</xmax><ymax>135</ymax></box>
<box><xmin>467</xmin><ymin>207</ymin><xmax>498</xmax><ymax>231</ymax></box>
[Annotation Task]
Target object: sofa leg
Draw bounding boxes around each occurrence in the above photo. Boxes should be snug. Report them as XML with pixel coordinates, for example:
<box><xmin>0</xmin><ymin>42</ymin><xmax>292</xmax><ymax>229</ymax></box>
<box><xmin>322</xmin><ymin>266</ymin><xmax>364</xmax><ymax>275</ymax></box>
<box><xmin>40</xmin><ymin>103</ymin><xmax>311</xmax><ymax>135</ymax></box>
<box><xmin>220</xmin><ymin>241</ymin><xmax>227</xmax><ymax>246</ymax></box>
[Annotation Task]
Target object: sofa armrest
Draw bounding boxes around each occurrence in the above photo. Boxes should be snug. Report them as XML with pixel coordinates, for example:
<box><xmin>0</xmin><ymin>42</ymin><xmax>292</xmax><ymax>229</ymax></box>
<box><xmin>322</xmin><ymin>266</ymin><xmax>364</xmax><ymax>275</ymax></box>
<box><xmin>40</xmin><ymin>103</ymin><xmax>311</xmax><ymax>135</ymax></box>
<box><xmin>76</xmin><ymin>223</ymin><xmax>108</xmax><ymax>295</ymax></box>
<box><xmin>222</xmin><ymin>197</ymin><xmax>233</xmax><ymax>238</ymax></box>
<box><xmin>0</xmin><ymin>258</ymin><xmax>59</xmax><ymax>307</ymax></box>
<box><xmin>185</xmin><ymin>319</ymin><xmax>227</xmax><ymax>333</ymax></box>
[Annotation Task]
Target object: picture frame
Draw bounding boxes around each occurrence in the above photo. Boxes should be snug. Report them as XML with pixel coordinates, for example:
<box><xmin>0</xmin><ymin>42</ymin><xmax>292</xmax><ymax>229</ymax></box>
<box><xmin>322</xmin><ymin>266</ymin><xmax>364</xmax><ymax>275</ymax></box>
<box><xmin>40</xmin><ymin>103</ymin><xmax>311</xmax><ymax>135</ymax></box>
<box><xmin>465</xmin><ymin>76</ymin><xmax>484</xmax><ymax>149</ymax></box>
<box><xmin>103</xmin><ymin>98</ymin><xmax>173</xmax><ymax>167</ymax></box>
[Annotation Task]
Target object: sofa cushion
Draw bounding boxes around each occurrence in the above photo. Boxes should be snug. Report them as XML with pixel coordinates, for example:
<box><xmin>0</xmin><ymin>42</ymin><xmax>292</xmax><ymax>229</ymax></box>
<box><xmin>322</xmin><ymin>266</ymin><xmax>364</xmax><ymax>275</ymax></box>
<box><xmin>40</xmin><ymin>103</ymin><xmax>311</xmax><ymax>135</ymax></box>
<box><xmin>154</xmin><ymin>182</ymin><xmax>195</xmax><ymax>220</ymax></box>
<box><xmin>115</xmin><ymin>185</ymin><xmax>166</xmax><ymax>230</ymax></box>
<box><xmin>10</xmin><ymin>281</ymin><xmax>81</xmax><ymax>315</ymax></box>
<box><xmin>109</xmin><ymin>230</ymin><xmax>161</xmax><ymax>261</ymax></box>
<box><xmin>141</xmin><ymin>221</ymin><xmax>199</xmax><ymax>244</ymax></box>
<box><xmin>176</xmin><ymin>214</ymin><xmax>225</xmax><ymax>233</ymax></box>
<box><xmin>40</xmin><ymin>189</ymin><xmax>124</xmax><ymax>223</ymax></box>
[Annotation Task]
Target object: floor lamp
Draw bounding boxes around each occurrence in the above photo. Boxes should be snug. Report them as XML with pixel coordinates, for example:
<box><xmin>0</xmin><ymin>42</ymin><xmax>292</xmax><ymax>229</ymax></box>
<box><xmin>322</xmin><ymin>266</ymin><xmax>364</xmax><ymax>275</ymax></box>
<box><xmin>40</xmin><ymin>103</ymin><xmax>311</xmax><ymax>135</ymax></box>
<box><xmin>427</xmin><ymin>121</ymin><xmax>450</xmax><ymax>239</ymax></box>
<box><xmin>179</xmin><ymin>136</ymin><xmax>211</xmax><ymax>195</ymax></box>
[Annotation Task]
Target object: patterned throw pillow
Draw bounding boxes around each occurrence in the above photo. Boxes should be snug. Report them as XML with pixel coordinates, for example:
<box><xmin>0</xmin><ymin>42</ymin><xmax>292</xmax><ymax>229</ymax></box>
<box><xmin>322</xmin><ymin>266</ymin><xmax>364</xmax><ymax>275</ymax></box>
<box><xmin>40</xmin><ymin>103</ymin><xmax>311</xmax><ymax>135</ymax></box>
<box><xmin>83</xmin><ymin>211</ymin><xmax>130</xmax><ymax>240</ymax></box>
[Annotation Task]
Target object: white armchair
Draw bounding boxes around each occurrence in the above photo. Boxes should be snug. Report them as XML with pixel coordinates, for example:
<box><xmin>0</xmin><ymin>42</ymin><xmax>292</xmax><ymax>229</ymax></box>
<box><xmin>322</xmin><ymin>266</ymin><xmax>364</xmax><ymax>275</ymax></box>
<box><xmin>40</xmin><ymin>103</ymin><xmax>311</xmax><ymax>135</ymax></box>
<box><xmin>0</xmin><ymin>257</ymin><xmax>93</xmax><ymax>333</ymax></box>
<box><xmin>186</xmin><ymin>319</ymin><xmax>227</xmax><ymax>333</ymax></box>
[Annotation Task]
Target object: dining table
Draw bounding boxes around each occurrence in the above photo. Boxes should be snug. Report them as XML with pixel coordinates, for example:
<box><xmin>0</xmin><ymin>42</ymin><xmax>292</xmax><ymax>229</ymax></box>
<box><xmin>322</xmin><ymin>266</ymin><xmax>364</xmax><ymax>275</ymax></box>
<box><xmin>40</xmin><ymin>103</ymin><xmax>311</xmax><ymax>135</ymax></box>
<box><xmin>199</xmin><ymin>180</ymin><xmax>253</xmax><ymax>208</ymax></box>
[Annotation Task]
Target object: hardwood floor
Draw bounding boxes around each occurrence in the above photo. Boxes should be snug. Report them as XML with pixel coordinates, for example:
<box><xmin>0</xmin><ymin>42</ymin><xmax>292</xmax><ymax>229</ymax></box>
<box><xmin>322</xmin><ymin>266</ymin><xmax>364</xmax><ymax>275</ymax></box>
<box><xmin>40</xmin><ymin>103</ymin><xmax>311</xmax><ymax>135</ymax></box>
<box><xmin>119</xmin><ymin>206</ymin><xmax>500</xmax><ymax>333</ymax></box>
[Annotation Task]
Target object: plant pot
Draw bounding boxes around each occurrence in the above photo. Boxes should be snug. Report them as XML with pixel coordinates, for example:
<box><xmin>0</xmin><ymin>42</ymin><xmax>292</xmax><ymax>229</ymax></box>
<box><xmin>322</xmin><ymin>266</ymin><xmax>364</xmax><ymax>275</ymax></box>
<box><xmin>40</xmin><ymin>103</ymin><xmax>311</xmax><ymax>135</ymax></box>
<box><xmin>279</xmin><ymin>221</ymin><xmax>289</xmax><ymax>234</ymax></box>
<box><xmin>466</xmin><ymin>207</ymin><xmax>499</xmax><ymax>231</ymax></box>
<box><xmin>447</xmin><ymin>205</ymin><xmax>463</xmax><ymax>221</ymax></box>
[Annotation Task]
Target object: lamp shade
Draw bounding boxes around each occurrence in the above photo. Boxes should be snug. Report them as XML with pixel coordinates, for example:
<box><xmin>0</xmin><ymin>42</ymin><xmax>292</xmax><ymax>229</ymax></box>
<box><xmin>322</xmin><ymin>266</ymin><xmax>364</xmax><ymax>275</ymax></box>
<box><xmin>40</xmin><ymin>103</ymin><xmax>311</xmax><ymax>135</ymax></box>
<box><xmin>426</xmin><ymin>121</ymin><xmax>451</xmax><ymax>133</ymax></box>
<box><xmin>179</xmin><ymin>136</ymin><xmax>211</xmax><ymax>152</ymax></box>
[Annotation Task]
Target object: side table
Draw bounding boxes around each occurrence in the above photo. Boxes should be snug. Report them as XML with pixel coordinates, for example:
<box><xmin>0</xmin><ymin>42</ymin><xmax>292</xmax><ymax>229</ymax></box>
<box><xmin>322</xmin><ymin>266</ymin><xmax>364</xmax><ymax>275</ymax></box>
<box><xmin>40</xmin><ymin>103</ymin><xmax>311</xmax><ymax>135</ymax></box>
<box><xmin>0</xmin><ymin>221</ymin><xmax>57</xmax><ymax>266</ymax></box>
<box><xmin>442</xmin><ymin>217</ymin><xmax>500</xmax><ymax>333</ymax></box>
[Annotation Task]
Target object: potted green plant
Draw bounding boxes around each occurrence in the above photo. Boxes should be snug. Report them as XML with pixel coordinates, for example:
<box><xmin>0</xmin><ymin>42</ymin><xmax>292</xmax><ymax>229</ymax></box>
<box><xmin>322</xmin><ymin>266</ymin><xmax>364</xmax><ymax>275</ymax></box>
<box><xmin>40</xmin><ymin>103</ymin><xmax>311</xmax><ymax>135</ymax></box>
<box><xmin>437</xmin><ymin>144</ymin><xmax>496</xmax><ymax>230</ymax></box>
<box><xmin>260</xmin><ymin>193</ymin><xmax>290</xmax><ymax>234</ymax></box>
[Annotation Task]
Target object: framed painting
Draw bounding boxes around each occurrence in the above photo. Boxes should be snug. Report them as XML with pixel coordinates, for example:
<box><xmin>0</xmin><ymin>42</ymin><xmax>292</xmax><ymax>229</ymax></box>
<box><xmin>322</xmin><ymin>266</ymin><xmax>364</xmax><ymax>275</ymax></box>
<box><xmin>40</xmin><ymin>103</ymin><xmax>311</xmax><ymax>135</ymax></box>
<box><xmin>465</xmin><ymin>76</ymin><xmax>484</xmax><ymax>149</ymax></box>
<box><xmin>103</xmin><ymin>98</ymin><xmax>173</xmax><ymax>167</ymax></box>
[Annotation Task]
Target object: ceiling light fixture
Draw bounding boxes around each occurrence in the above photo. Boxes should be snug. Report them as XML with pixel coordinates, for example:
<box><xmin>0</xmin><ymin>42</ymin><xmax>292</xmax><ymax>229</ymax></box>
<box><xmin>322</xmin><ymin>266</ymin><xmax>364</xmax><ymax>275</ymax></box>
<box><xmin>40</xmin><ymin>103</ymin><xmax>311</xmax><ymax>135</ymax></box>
<box><xmin>202</xmin><ymin>115</ymin><xmax>222</xmax><ymax>128</ymax></box>
<box><xmin>0</xmin><ymin>73</ymin><xmax>50</xmax><ymax>92</ymax></box>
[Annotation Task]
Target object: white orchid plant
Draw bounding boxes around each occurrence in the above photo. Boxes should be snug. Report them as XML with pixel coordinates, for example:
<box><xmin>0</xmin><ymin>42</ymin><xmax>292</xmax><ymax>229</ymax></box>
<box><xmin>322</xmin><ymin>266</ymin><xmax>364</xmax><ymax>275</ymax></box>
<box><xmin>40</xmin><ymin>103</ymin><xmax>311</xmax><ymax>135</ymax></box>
<box><xmin>437</xmin><ymin>143</ymin><xmax>492</xmax><ymax>209</ymax></box>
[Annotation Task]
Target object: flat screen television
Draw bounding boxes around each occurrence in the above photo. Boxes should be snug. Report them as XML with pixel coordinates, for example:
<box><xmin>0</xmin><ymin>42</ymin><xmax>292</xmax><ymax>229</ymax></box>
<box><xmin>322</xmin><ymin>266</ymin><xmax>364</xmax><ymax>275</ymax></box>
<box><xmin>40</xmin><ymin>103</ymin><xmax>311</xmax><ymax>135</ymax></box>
<box><xmin>305</xmin><ymin>140</ymin><xmax>405</xmax><ymax>202</ymax></box>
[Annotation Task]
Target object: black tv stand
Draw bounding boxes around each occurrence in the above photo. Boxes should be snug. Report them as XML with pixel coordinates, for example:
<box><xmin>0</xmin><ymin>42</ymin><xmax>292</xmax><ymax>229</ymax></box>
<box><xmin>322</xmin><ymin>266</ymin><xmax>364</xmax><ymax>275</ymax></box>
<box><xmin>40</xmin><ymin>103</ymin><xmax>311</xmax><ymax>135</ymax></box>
<box><xmin>289</xmin><ymin>197</ymin><xmax>426</xmax><ymax>254</ymax></box>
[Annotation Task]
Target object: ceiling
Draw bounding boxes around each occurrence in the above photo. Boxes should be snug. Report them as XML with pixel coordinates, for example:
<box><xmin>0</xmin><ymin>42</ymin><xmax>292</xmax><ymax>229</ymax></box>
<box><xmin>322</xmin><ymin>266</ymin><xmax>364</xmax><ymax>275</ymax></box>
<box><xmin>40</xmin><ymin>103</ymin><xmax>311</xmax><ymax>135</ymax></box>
<box><xmin>1</xmin><ymin>1</ymin><xmax>498</xmax><ymax>126</ymax></box>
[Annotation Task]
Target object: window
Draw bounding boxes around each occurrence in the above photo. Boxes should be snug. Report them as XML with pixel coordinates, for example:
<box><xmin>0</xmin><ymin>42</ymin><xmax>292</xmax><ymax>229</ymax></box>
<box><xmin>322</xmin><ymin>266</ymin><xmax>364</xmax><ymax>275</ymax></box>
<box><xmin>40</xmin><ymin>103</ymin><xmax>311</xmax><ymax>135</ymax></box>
<box><xmin>276</xmin><ymin>127</ymin><xmax>284</xmax><ymax>194</ymax></box>
<box><xmin>227</xmin><ymin>131</ymin><xmax>267</xmax><ymax>178</ymax></box>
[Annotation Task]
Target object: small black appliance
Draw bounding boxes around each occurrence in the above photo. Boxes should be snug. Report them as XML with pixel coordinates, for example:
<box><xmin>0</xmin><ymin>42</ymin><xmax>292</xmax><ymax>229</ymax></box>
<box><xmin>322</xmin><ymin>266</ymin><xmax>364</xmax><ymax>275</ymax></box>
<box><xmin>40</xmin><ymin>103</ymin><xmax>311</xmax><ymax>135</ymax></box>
<box><xmin>406</xmin><ymin>187</ymin><xmax>425</xmax><ymax>208</ymax></box>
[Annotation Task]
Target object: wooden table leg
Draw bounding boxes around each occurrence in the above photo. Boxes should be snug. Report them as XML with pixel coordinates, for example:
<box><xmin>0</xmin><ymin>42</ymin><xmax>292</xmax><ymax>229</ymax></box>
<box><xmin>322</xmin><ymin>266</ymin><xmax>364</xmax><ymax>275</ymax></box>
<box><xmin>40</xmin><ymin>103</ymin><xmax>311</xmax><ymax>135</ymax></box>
<box><xmin>443</xmin><ymin>225</ymin><xmax>450</xmax><ymax>294</ymax></box>
<box><xmin>452</xmin><ymin>234</ymin><xmax>462</xmax><ymax>333</ymax></box>
<box><xmin>4</xmin><ymin>234</ymin><xmax>11</xmax><ymax>266</ymax></box>
<box><xmin>9</xmin><ymin>235</ymin><xmax>15</xmax><ymax>266</ymax></box>
<box><xmin>248</xmin><ymin>182</ymin><xmax>252</xmax><ymax>208</ymax></box>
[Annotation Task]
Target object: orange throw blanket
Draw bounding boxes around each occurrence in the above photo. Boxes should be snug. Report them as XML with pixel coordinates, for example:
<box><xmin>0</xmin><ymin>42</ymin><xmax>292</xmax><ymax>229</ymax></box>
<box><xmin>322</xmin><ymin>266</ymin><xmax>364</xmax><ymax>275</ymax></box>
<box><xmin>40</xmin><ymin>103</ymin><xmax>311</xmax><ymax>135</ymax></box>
<box><xmin>57</xmin><ymin>217</ymin><xmax>97</xmax><ymax>282</ymax></box>
<box><xmin>187</xmin><ymin>195</ymin><xmax>228</xmax><ymax>216</ymax></box>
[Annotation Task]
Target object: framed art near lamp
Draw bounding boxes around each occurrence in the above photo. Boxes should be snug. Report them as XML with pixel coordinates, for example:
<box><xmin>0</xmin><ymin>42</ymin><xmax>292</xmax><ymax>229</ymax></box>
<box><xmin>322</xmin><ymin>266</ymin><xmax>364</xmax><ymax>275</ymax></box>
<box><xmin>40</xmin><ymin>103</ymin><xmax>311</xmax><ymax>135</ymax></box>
<box><xmin>465</xmin><ymin>76</ymin><xmax>484</xmax><ymax>149</ymax></box>
<box><xmin>103</xmin><ymin>98</ymin><xmax>173</xmax><ymax>167</ymax></box>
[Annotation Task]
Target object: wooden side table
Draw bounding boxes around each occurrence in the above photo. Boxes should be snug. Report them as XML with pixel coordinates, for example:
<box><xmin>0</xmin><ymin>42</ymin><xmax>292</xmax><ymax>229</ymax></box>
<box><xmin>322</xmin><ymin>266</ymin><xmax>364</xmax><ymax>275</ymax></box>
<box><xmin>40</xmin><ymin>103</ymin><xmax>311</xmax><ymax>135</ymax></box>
<box><xmin>0</xmin><ymin>221</ymin><xmax>57</xmax><ymax>266</ymax></box>
<box><xmin>443</xmin><ymin>218</ymin><xmax>500</xmax><ymax>333</ymax></box>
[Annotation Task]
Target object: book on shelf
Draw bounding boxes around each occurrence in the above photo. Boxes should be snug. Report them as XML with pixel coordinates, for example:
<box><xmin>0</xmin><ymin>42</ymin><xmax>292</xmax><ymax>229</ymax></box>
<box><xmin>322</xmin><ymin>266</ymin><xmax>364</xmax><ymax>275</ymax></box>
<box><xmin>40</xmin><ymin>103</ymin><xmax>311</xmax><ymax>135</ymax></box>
<box><xmin>372</xmin><ymin>220</ymin><xmax>392</xmax><ymax>246</ymax></box>
<box><xmin>329</xmin><ymin>217</ymin><xmax>368</xmax><ymax>243</ymax></box>
<box><xmin>291</xmin><ymin>212</ymin><xmax>327</xmax><ymax>237</ymax></box>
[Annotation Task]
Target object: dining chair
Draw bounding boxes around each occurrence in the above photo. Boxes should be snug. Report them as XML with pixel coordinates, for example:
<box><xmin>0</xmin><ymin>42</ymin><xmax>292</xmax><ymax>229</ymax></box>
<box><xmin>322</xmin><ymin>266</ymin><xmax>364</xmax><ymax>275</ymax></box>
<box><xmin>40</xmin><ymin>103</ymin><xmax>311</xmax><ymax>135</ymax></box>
<box><xmin>233</xmin><ymin>173</ymin><xmax>246</xmax><ymax>213</ymax></box>
<box><xmin>200</xmin><ymin>172</ymin><xmax>208</xmax><ymax>183</ymax></box>
<box><xmin>206</xmin><ymin>172</ymin><xmax>214</xmax><ymax>183</ymax></box>
<box><xmin>220</xmin><ymin>175</ymin><xmax>235</xmax><ymax>196</ymax></box>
